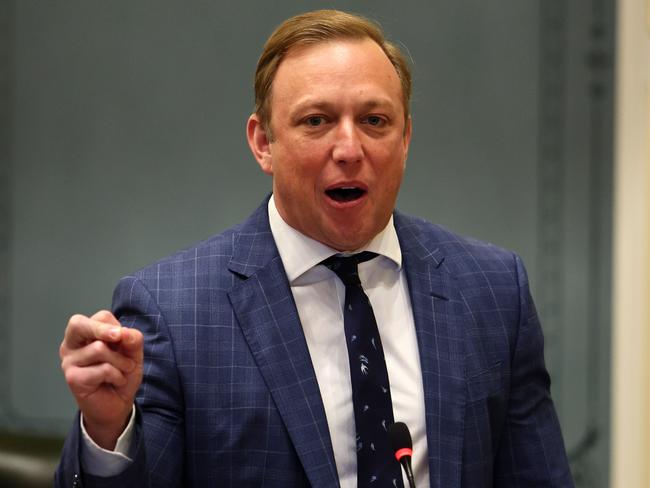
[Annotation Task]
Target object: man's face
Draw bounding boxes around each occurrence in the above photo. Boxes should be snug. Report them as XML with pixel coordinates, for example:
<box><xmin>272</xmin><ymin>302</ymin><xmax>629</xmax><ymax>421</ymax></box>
<box><xmin>247</xmin><ymin>38</ymin><xmax>411</xmax><ymax>251</ymax></box>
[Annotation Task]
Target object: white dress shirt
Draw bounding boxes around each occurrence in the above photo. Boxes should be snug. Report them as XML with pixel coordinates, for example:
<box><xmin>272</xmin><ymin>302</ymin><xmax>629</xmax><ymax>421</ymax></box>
<box><xmin>81</xmin><ymin>196</ymin><xmax>430</xmax><ymax>487</ymax></box>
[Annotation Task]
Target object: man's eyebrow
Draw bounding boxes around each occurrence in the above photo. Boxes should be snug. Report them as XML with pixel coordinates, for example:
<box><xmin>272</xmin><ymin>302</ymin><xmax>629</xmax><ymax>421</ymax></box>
<box><xmin>357</xmin><ymin>98</ymin><xmax>396</xmax><ymax>111</ymax></box>
<box><xmin>289</xmin><ymin>100</ymin><xmax>336</xmax><ymax>115</ymax></box>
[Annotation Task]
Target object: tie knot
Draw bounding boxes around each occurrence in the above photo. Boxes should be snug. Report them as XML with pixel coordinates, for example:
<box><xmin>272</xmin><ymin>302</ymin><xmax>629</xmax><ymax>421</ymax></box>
<box><xmin>321</xmin><ymin>251</ymin><xmax>378</xmax><ymax>286</ymax></box>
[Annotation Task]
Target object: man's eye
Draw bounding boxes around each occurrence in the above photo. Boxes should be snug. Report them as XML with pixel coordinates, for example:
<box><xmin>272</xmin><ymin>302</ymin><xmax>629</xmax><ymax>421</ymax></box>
<box><xmin>365</xmin><ymin>116</ymin><xmax>384</xmax><ymax>126</ymax></box>
<box><xmin>306</xmin><ymin>116</ymin><xmax>324</xmax><ymax>127</ymax></box>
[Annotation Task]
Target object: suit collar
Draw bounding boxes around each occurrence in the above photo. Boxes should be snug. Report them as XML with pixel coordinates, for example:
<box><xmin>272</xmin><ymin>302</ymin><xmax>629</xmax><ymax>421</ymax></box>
<box><xmin>230</xmin><ymin>196</ymin><xmax>405</xmax><ymax>280</ymax></box>
<box><xmin>228</xmin><ymin>201</ymin><xmax>449</xmax><ymax>283</ymax></box>
<box><xmin>394</xmin><ymin>210</ymin><xmax>445</xmax><ymax>269</ymax></box>
<box><xmin>227</xmin><ymin>196</ymin><xmax>278</xmax><ymax>278</ymax></box>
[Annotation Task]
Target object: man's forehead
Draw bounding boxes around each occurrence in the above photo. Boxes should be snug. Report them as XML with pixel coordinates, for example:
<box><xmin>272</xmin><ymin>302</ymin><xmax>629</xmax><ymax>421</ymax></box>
<box><xmin>271</xmin><ymin>38</ymin><xmax>402</xmax><ymax>96</ymax></box>
<box><xmin>279</xmin><ymin>37</ymin><xmax>387</xmax><ymax>66</ymax></box>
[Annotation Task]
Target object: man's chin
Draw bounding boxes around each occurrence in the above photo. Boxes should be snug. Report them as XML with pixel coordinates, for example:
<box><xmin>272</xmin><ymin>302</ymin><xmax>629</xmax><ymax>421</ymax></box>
<box><xmin>322</xmin><ymin>228</ymin><xmax>373</xmax><ymax>253</ymax></box>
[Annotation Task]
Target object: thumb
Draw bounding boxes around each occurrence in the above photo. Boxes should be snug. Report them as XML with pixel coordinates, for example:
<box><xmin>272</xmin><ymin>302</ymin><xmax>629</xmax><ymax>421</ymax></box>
<box><xmin>119</xmin><ymin>328</ymin><xmax>144</xmax><ymax>362</ymax></box>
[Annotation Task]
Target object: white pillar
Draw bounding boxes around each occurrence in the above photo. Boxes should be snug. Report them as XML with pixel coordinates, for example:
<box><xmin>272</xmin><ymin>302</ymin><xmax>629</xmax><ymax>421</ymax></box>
<box><xmin>611</xmin><ymin>1</ymin><xmax>650</xmax><ymax>487</ymax></box>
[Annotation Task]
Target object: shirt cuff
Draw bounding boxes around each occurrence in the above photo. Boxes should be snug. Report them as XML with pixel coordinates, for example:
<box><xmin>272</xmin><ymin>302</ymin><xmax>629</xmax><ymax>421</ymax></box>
<box><xmin>79</xmin><ymin>405</ymin><xmax>136</xmax><ymax>476</ymax></box>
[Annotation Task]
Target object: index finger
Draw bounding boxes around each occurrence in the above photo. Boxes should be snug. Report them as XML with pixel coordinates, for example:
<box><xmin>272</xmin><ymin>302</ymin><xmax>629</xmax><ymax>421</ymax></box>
<box><xmin>90</xmin><ymin>309</ymin><xmax>121</xmax><ymax>327</ymax></box>
<box><xmin>63</xmin><ymin>314</ymin><xmax>123</xmax><ymax>349</ymax></box>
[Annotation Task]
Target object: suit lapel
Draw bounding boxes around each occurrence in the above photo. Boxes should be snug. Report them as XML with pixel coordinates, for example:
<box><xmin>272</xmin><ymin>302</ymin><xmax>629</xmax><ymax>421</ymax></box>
<box><xmin>227</xmin><ymin>202</ymin><xmax>339</xmax><ymax>488</ymax></box>
<box><xmin>395</xmin><ymin>213</ymin><xmax>466</xmax><ymax>488</ymax></box>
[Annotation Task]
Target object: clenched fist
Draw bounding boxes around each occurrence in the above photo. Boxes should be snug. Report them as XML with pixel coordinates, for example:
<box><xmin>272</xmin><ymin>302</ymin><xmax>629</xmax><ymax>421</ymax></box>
<box><xmin>59</xmin><ymin>310</ymin><xmax>143</xmax><ymax>450</ymax></box>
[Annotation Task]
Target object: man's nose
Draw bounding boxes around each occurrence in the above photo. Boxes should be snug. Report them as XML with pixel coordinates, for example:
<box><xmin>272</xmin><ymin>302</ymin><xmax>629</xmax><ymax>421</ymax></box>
<box><xmin>331</xmin><ymin>120</ymin><xmax>363</xmax><ymax>164</ymax></box>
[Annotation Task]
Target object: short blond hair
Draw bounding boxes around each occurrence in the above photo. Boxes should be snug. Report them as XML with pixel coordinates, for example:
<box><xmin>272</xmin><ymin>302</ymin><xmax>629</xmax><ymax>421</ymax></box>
<box><xmin>254</xmin><ymin>9</ymin><xmax>412</xmax><ymax>135</ymax></box>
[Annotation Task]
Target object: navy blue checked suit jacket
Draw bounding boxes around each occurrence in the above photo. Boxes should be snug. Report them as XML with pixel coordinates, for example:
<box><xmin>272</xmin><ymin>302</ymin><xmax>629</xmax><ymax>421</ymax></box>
<box><xmin>56</xmin><ymin>199</ymin><xmax>573</xmax><ymax>487</ymax></box>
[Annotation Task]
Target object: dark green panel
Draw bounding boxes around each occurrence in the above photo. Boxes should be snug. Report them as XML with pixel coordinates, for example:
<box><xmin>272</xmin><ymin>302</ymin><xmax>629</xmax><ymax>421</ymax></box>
<box><xmin>0</xmin><ymin>0</ymin><xmax>12</xmax><ymax>433</ymax></box>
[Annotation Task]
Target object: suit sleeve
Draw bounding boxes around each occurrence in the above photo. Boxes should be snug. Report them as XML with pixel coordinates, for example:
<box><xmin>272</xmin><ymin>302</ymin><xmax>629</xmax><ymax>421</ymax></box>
<box><xmin>493</xmin><ymin>254</ymin><xmax>574</xmax><ymax>487</ymax></box>
<box><xmin>56</xmin><ymin>275</ymin><xmax>185</xmax><ymax>488</ymax></box>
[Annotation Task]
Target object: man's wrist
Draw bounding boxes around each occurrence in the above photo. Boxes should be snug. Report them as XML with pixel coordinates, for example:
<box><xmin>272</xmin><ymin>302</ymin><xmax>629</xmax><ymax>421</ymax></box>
<box><xmin>81</xmin><ymin>405</ymin><xmax>135</xmax><ymax>451</ymax></box>
<box><xmin>80</xmin><ymin>405</ymin><xmax>135</xmax><ymax>476</ymax></box>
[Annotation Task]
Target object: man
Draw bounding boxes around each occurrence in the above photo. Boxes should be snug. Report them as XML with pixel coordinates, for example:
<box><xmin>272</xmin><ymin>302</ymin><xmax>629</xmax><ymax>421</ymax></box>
<box><xmin>56</xmin><ymin>9</ymin><xmax>573</xmax><ymax>487</ymax></box>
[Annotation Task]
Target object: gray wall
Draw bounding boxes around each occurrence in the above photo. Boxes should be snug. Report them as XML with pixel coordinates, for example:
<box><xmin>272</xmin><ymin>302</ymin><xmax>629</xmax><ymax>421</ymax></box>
<box><xmin>1</xmin><ymin>1</ymin><xmax>613</xmax><ymax>485</ymax></box>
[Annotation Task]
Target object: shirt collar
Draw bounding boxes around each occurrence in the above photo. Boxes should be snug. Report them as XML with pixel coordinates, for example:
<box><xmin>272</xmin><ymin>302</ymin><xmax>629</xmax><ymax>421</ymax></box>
<box><xmin>268</xmin><ymin>194</ymin><xmax>402</xmax><ymax>283</ymax></box>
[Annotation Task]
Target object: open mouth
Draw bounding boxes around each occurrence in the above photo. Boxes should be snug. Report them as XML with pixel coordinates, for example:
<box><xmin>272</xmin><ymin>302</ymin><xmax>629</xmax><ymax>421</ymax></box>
<box><xmin>325</xmin><ymin>187</ymin><xmax>366</xmax><ymax>202</ymax></box>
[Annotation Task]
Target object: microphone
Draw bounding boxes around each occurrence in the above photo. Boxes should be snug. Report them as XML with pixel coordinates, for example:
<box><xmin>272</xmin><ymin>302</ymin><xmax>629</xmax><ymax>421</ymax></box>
<box><xmin>388</xmin><ymin>422</ymin><xmax>416</xmax><ymax>488</ymax></box>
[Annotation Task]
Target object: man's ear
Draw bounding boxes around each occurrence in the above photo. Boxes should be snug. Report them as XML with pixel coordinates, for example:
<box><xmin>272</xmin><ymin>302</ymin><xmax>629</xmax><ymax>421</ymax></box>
<box><xmin>246</xmin><ymin>114</ymin><xmax>273</xmax><ymax>175</ymax></box>
<box><xmin>402</xmin><ymin>116</ymin><xmax>412</xmax><ymax>167</ymax></box>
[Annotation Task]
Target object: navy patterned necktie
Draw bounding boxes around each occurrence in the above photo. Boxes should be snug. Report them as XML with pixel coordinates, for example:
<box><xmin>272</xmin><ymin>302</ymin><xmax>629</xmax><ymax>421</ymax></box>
<box><xmin>322</xmin><ymin>252</ymin><xmax>404</xmax><ymax>488</ymax></box>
